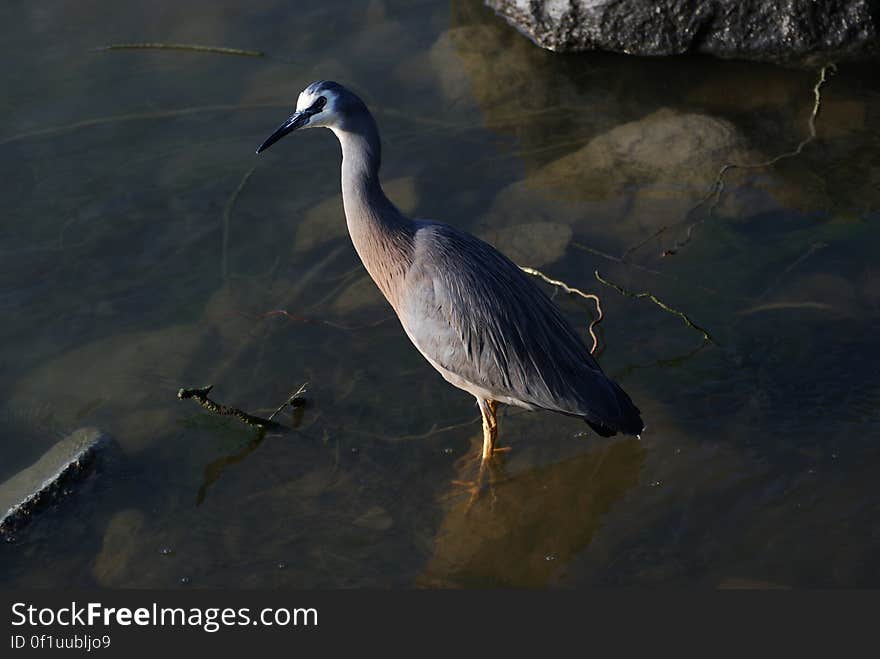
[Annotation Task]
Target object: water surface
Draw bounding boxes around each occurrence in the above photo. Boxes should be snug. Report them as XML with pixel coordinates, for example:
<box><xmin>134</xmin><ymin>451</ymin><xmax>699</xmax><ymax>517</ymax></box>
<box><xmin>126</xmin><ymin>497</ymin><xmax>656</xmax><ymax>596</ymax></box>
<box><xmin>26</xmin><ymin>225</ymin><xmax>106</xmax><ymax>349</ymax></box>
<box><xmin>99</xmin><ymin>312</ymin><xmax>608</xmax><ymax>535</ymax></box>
<box><xmin>2</xmin><ymin>0</ymin><xmax>879</xmax><ymax>587</ymax></box>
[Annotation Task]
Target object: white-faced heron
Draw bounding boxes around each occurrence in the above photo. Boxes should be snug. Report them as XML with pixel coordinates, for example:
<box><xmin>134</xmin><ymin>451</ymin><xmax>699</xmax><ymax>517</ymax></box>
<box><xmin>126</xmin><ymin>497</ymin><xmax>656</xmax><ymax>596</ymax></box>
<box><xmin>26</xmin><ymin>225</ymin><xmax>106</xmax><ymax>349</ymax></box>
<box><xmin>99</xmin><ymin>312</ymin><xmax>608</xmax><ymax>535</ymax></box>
<box><xmin>257</xmin><ymin>80</ymin><xmax>643</xmax><ymax>464</ymax></box>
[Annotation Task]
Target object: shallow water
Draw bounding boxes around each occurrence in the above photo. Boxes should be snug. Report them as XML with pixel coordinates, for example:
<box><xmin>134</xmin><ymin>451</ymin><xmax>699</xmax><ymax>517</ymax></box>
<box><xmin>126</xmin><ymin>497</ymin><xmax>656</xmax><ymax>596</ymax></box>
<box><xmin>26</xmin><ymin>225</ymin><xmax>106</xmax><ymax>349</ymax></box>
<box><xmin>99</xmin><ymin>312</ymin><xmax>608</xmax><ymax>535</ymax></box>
<box><xmin>1</xmin><ymin>0</ymin><xmax>879</xmax><ymax>587</ymax></box>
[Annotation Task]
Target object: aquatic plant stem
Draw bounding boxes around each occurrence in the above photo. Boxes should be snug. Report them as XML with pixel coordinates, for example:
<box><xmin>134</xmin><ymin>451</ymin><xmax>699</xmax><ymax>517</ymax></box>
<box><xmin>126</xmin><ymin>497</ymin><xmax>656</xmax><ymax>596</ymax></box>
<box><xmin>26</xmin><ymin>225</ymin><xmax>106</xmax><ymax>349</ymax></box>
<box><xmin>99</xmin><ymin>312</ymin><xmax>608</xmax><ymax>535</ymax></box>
<box><xmin>92</xmin><ymin>43</ymin><xmax>265</xmax><ymax>57</ymax></box>
<box><xmin>594</xmin><ymin>271</ymin><xmax>717</xmax><ymax>345</ymax></box>
<box><xmin>221</xmin><ymin>166</ymin><xmax>257</xmax><ymax>280</ymax></box>
<box><xmin>0</xmin><ymin>103</ymin><xmax>289</xmax><ymax>147</ymax></box>
<box><xmin>520</xmin><ymin>266</ymin><xmax>603</xmax><ymax>355</ymax></box>
<box><xmin>666</xmin><ymin>64</ymin><xmax>832</xmax><ymax>256</ymax></box>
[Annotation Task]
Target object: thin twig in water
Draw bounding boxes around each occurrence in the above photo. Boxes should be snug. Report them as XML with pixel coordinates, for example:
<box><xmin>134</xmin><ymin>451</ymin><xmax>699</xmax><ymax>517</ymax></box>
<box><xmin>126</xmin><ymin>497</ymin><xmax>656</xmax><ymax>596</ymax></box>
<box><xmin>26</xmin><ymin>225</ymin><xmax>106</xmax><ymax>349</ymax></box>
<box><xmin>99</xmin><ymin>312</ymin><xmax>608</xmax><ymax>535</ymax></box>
<box><xmin>256</xmin><ymin>309</ymin><xmax>394</xmax><ymax>331</ymax></box>
<box><xmin>571</xmin><ymin>241</ymin><xmax>667</xmax><ymax>280</ymax></box>
<box><xmin>520</xmin><ymin>266</ymin><xmax>603</xmax><ymax>355</ymax></box>
<box><xmin>222</xmin><ymin>166</ymin><xmax>257</xmax><ymax>279</ymax></box>
<box><xmin>0</xmin><ymin>103</ymin><xmax>288</xmax><ymax>147</ymax></box>
<box><xmin>267</xmin><ymin>383</ymin><xmax>309</xmax><ymax>421</ymax></box>
<box><xmin>389</xmin><ymin>416</ymin><xmax>482</xmax><ymax>443</ymax></box>
<box><xmin>177</xmin><ymin>385</ymin><xmax>285</xmax><ymax>430</ymax></box>
<box><xmin>757</xmin><ymin>241</ymin><xmax>828</xmax><ymax>300</ymax></box>
<box><xmin>571</xmin><ymin>241</ymin><xmax>625</xmax><ymax>265</ymax></box>
<box><xmin>737</xmin><ymin>301</ymin><xmax>835</xmax><ymax>316</ymax></box>
<box><xmin>92</xmin><ymin>43</ymin><xmax>265</xmax><ymax>57</ymax></box>
<box><xmin>622</xmin><ymin>226</ymin><xmax>668</xmax><ymax>261</ymax></box>
<box><xmin>666</xmin><ymin>64</ymin><xmax>832</xmax><ymax>256</ymax></box>
<box><xmin>613</xmin><ymin>337</ymin><xmax>711</xmax><ymax>380</ymax></box>
<box><xmin>594</xmin><ymin>271</ymin><xmax>717</xmax><ymax>345</ymax></box>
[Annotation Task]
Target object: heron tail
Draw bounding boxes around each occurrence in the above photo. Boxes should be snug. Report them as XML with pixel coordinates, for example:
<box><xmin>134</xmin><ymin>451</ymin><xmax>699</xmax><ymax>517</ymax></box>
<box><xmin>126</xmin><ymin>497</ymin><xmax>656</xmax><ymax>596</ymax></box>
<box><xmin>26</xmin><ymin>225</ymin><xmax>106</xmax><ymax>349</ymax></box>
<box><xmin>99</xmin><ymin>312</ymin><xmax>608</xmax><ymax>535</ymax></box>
<box><xmin>585</xmin><ymin>380</ymin><xmax>644</xmax><ymax>437</ymax></box>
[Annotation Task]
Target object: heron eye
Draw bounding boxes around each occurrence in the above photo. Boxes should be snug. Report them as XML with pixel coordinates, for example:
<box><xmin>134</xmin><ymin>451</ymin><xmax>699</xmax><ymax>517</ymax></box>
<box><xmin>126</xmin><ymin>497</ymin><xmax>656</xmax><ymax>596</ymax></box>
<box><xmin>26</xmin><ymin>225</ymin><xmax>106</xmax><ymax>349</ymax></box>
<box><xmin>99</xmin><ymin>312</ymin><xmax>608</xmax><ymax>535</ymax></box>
<box><xmin>313</xmin><ymin>96</ymin><xmax>327</xmax><ymax>111</ymax></box>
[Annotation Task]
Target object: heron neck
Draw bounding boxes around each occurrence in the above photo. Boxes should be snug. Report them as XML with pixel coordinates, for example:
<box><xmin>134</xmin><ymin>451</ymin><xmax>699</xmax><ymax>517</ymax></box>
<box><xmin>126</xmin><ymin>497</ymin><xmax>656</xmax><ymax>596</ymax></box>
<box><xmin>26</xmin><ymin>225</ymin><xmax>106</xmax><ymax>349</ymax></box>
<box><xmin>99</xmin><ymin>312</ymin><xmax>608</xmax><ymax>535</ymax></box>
<box><xmin>333</xmin><ymin>117</ymin><xmax>414</xmax><ymax>308</ymax></box>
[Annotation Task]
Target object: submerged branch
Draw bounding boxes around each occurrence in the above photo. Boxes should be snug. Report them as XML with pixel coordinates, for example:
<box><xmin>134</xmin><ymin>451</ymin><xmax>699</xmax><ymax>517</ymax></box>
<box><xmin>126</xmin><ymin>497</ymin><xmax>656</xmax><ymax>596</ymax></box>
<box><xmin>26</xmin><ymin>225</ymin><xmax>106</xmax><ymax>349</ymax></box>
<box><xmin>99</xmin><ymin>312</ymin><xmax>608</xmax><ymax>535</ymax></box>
<box><xmin>520</xmin><ymin>266</ymin><xmax>603</xmax><ymax>355</ymax></box>
<box><xmin>92</xmin><ymin>43</ymin><xmax>265</xmax><ymax>57</ymax></box>
<box><xmin>267</xmin><ymin>383</ymin><xmax>308</xmax><ymax>421</ymax></box>
<box><xmin>666</xmin><ymin>64</ymin><xmax>832</xmax><ymax>256</ymax></box>
<box><xmin>177</xmin><ymin>384</ymin><xmax>305</xmax><ymax>430</ymax></box>
<box><xmin>594</xmin><ymin>271</ymin><xmax>717</xmax><ymax>345</ymax></box>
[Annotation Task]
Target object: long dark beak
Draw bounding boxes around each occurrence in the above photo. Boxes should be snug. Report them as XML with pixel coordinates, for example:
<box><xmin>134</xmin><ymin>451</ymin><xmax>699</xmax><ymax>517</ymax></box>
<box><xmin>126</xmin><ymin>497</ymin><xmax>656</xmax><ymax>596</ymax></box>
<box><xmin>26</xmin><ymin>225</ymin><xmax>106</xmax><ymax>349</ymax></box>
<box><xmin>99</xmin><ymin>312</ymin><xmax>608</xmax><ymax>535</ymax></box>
<box><xmin>256</xmin><ymin>111</ymin><xmax>309</xmax><ymax>154</ymax></box>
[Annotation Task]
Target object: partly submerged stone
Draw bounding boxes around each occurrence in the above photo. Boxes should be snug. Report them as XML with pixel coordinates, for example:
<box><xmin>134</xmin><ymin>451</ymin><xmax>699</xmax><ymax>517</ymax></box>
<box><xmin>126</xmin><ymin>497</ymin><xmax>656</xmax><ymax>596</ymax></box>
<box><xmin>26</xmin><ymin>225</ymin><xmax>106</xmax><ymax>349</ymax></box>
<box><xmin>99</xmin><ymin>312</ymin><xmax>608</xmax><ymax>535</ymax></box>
<box><xmin>0</xmin><ymin>428</ymin><xmax>115</xmax><ymax>536</ymax></box>
<box><xmin>485</xmin><ymin>0</ymin><xmax>879</xmax><ymax>64</ymax></box>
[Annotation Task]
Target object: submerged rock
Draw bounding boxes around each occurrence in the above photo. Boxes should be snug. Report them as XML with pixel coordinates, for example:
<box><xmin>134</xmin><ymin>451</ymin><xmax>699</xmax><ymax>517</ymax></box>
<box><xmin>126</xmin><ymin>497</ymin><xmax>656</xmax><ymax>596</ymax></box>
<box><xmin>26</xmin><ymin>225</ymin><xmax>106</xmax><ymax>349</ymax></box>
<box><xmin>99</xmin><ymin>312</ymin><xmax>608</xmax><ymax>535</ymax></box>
<box><xmin>92</xmin><ymin>509</ymin><xmax>146</xmax><ymax>587</ymax></box>
<box><xmin>486</xmin><ymin>0</ymin><xmax>879</xmax><ymax>63</ymax></box>
<box><xmin>11</xmin><ymin>324</ymin><xmax>202</xmax><ymax>453</ymax></box>
<box><xmin>421</xmin><ymin>9</ymin><xmax>605</xmax><ymax>168</ymax></box>
<box><xmin>527</xmin><ymin>108</ymin><xmax>748</xmax><ymax>200</ymax></box>
<box><xmin>484</xmin><ymin>108</ymin><xmax>757</xmax><ymax>246</ymax></box>
<box><xmin>0</xmin><ymin>428</ymin><xmax>115</xmax><ymax>536</ymax></box>
<box><xmin>480</xmin><ymin>222</ymin><xmax>572</xmax><ymax>267</ymax></box>
<box><xmin>353</xmin><ymin>505</ymin><xmax>394</xmax><ymax>532</ymax></box>
<box><xmin>331</xmin><ymin>275</ymin><xmax>387</xmax><ymax>315</ymax></box>
<box><xmin>295</xmin><ymin>177</ymin><xmax>418</xmax><ymax>253</ymax></box>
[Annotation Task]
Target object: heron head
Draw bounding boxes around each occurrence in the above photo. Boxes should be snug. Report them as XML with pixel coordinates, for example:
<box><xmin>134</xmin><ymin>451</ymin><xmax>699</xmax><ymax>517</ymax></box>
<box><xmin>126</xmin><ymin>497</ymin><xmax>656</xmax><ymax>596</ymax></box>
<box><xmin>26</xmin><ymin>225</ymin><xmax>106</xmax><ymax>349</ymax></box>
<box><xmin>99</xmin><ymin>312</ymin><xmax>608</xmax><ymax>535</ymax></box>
<box><xmin>256</xmin><ymin>80</ymin><xmax>363</xmax><ymax>154</ymax></box>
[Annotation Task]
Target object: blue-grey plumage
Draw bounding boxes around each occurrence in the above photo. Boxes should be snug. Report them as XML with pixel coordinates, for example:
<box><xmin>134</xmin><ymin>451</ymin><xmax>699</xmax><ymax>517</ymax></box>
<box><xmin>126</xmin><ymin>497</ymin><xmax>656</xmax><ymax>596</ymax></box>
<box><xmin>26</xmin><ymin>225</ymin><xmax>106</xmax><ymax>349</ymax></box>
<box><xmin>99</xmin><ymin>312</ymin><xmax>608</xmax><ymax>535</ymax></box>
<box><xmin>257</xmin><ymin>80</ymin><xmax>643</xmax><ymax>461</ymax></box>
<box><xmin>401</xmin><ymin>222</ymin><xmax>643</xmax><ymax>435</ymax></box>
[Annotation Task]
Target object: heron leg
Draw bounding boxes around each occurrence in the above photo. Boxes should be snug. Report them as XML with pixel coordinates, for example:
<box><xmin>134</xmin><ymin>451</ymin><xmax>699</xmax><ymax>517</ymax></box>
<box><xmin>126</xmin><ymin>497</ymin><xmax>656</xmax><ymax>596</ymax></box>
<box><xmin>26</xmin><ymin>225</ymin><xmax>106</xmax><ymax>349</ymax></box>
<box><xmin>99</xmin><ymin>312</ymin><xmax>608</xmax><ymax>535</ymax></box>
<box><xmin>446</xmin><ymin>398</ymin><xmax>507</xmax><ymax>507</ymax></box>
<box><xmin>486</xmin><ymin>399</ymin><xmax>498</xmax><ymax>430</ymax></box>
<box><xmin>478</xmin><ymin>397</ymin><xmax>499</xmax><ymax>461</ymax></box>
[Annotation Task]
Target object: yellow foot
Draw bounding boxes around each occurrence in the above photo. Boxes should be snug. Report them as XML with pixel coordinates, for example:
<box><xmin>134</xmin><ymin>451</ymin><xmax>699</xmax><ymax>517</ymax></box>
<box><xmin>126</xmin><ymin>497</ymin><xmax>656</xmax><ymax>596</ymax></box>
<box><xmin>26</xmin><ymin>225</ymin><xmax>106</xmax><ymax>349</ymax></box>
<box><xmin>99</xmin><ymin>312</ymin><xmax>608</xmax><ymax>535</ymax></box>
<box><xmin>447</xmin><ymin>453</ymin><xmax>508</xmax><ymax>510</ymax></box>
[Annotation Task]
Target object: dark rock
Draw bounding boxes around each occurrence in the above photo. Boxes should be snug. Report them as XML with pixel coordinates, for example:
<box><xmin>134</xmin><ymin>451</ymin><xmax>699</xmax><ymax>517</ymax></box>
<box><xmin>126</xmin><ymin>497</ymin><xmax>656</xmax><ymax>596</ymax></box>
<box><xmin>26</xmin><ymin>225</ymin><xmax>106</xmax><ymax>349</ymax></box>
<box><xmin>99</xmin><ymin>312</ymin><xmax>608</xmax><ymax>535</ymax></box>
<box><xmin>485</xmin><ymin>0</ymin><xmax>879</xmax><ymax>63</ymax></box>
<box><xmin>0</xmin><ymin>428</ymin><xmax>116</xmax><ymax>536</ymax></box>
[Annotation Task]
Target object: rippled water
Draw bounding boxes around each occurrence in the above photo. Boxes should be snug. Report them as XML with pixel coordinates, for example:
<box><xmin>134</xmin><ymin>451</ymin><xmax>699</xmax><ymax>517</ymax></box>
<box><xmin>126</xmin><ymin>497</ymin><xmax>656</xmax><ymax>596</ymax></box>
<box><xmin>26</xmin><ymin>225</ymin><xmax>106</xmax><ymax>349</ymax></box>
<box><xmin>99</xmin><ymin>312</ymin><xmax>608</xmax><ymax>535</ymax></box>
<box><xmin>1</xmin><ymin>0</ymin><xmax>878</xmax><ymax>587</ymax></box>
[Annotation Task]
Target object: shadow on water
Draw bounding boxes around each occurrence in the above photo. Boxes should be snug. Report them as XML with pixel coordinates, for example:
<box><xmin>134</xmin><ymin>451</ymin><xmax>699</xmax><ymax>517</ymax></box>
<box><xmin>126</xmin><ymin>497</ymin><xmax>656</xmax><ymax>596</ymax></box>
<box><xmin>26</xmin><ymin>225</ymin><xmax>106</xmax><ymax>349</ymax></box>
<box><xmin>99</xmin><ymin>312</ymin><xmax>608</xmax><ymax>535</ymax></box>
<box><xmin>193</xmin><ymin>426</ymin><xmax>273</xmax><ymax>508</ymax></box>
<box><xmin>195</xmin><ymin>401</ymin><xmax>308</xmax><ymax>506</ymax></box>
<box><xmin>420</xmin><ymin>438</ymin><xmax>646</xmax><ymax>588</ymax></box>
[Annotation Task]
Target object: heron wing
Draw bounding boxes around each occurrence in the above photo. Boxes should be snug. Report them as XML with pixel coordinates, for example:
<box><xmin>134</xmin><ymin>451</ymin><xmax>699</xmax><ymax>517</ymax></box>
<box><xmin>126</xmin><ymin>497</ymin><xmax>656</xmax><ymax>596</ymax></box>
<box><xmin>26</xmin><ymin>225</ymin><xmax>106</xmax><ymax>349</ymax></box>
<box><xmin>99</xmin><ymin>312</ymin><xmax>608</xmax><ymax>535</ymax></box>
<box><xmin>399</xmin><ymin>221</ymin><xmax>643</xmax><ymax>435</ymax></box>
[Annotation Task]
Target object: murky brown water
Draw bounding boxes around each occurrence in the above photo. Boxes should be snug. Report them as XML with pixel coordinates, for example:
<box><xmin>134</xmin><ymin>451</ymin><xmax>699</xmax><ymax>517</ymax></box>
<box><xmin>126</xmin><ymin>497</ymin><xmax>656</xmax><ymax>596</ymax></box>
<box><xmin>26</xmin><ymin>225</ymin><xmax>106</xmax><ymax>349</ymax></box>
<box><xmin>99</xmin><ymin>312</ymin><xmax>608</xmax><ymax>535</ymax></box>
<box><xmin>2</xmin><ymin>0</ymin><xmax>879</xmax><ymax>588</ymax></box>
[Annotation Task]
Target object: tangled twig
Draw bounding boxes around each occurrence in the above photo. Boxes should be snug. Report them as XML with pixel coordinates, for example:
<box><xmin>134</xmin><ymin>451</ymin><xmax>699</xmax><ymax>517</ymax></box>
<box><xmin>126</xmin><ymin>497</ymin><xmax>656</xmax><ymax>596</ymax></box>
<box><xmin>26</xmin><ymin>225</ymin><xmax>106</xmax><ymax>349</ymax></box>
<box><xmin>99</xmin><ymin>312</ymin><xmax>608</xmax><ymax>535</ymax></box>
<box><xmin>666</xmin><ymin>64</ymin><xmax>832</xmax><ymax>256</ymax></box>
<box><xmin>177</xmin><ymin>384</ymin><xmax>306</xmax><ymax>430</ymax></box>
<box><xmin>594</xmin><ymin>271</ymin><xmax>717</xmax><ymax>345</ymax></box>
<box><xmin>520</xmin><ymin>266</ymin><xmax>603</xmax><ymax>354</ymax></box>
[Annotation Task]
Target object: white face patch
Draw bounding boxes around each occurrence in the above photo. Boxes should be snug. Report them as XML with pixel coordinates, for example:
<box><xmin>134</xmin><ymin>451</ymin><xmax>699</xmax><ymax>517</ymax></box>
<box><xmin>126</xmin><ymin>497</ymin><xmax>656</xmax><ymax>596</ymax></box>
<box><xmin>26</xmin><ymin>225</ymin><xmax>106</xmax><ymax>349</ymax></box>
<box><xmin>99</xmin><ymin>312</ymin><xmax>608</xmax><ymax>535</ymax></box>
<box><xmin>295</xmin><ymin>88</ymin><xmax>339</xmax><ymax>129</ymax></box>
<box><xmin>294</xmin><ymin>89</ymin><xmax>317</xmax><ymax>113</ymax></box>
